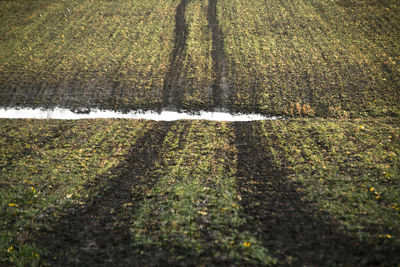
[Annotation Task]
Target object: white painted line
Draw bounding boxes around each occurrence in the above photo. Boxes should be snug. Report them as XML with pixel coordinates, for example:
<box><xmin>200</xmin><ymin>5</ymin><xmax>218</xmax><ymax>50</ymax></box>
<box><xmin>0</xmin><ymin>107</ymin><xmax>282</xmax><ymax>121</ymax></box>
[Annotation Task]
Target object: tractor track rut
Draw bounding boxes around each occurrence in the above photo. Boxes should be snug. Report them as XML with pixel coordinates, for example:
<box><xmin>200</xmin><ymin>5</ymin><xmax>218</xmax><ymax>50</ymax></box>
<box><xmin>207</xmin><ymin>0</ymin><xmax>231</xmax><ymax>109</ymax></box>
<box><xmin>163</xmin><ymin>0</ymin><xmax>232</xmax><ymax>111</ymax></box>
<box><xmin>162</xmin><ymin>0</ymin><xmax>190</xmax><ymax>110</ymax></box>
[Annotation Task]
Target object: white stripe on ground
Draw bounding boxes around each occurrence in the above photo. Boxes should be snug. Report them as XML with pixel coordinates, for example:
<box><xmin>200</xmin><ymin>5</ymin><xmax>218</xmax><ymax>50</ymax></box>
<box><xmin>0</xmin><ymin>107</ymin><xmax>282</xmax><ymax>121</ymax></box>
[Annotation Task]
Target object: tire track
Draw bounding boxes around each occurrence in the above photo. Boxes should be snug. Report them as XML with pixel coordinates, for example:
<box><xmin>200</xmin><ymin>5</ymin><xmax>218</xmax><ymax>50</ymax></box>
<box><xmin>207</xmin><ymin>0</ymin><xmax>231</xmax><ymax>110</ymax></box>
<box><xmin>162</xmin><ymin>0</ymin><xmax>190</xmax><ymax>110</ymax></box>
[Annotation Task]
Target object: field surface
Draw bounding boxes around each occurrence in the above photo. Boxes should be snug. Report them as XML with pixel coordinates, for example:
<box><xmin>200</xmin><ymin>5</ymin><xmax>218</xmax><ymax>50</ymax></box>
<box><xmin>1</xmin><ymin>118</ymin><xmax>399</xmax><ymax>265</ymax></box>
<box><xmin>1</xmin><ymin>0</ymin><xmax>400</xmax><ymax>266</ymax></box>
<box><xmin>0</xmin><ymin>0</ymin><xmax>399</xmax><ymax>115</ymax></box>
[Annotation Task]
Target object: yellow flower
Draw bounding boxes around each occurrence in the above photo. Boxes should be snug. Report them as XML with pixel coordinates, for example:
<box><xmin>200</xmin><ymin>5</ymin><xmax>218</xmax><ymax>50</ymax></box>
<box><xmin>387</xmin><ymin>234</ymin><xmax>392</xmax><ymax>239</ymax></box>
<box><xmin>360</xmin><ymin>125</ymin><xmax>364</xmax><ymax>130</ymax></box>
<box><xmin>7</xmin><ymin>246</ymin><xmax>13</xmax><ymax>253</ymax></box>
<box><xmin>8</xmin><ymin>203</ymin><xmax>18</xmax><ymax>207</ymax></box>
<box><xmin>369</xmin><ymin>187</ymin><xmax>375</xmax><ymax>192</ymax></box>
<box><xmin>243</xmin><ymin>242</ymin><xmax>251</xmax><ymax>247</ymax></box>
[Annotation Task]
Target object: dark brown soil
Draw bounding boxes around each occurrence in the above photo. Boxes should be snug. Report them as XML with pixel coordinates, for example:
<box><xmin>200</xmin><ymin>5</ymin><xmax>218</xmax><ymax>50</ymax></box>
<box><xmin>233</xmin><ymin>122</ymin><xmax>385</xmax><ymax>266</ymax></box>
<box><xmin>34</xmin><ymin>122</ymin><xmax>172</xmax><ymax>266</ymax></box>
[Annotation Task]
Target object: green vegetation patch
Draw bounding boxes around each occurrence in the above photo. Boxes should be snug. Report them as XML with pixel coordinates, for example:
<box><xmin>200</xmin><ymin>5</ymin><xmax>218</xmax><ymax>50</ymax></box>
<box><xmin>130</xmin><ymin>121</ymin><xmax>275</xmax><ymax>265</ymax></box>
<box><xmin>0</xmin><ymin>119</ymin><xmax>277</xmax><ymax>265</ymax></box>
<box><xmin>0</xmin><ymin>0</ymin><xmax>177</xmax><ymax>111</ymax></box>
<box><xmin>180</xmin><ymin>0</ymin><xmax>214</xmax><ymax>110</ymax></box>
<box><xmin>1</xmin><ymin>118</ymin><xmax>399</xmax><ymax>265</ymax></box>
<box><xmin>1</xmin><ymin>0</ymin><xmax>398</xmax><ymax>116</ymax></box>
<box><xmin>219</xmin><ymin>0</ymin><xmax>400</xmax><ymax>117</ymax></box>
<box><xmin>0</xmin><ymin>119</ymin><xmax>148</xmax><ymax>265</ymax></box>
<box><xmin>259</xmin><ymin>117</ymin><xmax>400</xmax><ymax>263</ymax></box>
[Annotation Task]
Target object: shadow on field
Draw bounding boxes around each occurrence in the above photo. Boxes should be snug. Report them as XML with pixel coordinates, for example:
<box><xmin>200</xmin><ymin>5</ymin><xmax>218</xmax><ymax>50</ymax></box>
<box><xmin>163</xmin><ymin>0</ymin><xmax>190</xmax><ymax>109</ymax></box>
<box><xmin>34</xmin><ymin>122</ymin><xmax>172</xmax><ymax>266</ymax></box>
<box><xmin>207</xmin><ymin>0</ymin><xmax>231</xmax><ymax>109</ymax></box>
<box><xmin>233</xmin><ymin>122</ymin><xmax>372</xmax><ymax>266</ymax></box>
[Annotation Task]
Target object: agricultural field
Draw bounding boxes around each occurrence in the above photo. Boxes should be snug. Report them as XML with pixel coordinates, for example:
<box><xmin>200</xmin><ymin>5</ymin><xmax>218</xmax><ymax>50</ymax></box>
<box><xmin>1</xmin><ymin>0</ymin><xmax>400</xmax><ymax>266</ymax></box>
<box><xmin>0</xmin><ymin>0</ymin><xmax>218</xmax><ymax>112</ymax></box>
<box><xmin>1</xmin><ymin>0</ymin><xmax>399</xmax><ymax>115</ymax></box>
<box><xmin>0</xmin><ymin>118</ymin><xmax>399</xmax><ymax>265</ymax></box>
<box><xmin>0</xmin><ymin>0</ymin><xmax>177</xmax><ymax>111</ymax></box>
<box><xmin>220</xmin><ymin>0</ymin><xmax>400</xmax><ymax>116</ymax></box>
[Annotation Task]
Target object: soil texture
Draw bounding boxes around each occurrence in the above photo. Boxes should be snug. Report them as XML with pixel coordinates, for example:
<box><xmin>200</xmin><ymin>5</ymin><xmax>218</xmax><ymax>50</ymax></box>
<box><xmin>207</xmin><ymin>0</ymin><xmax>231</xmax><ymax>109</ymax></box>
<box><xmin>34</xmin><ymin>122</ymin><xmax>172</xmax><ymax>266</ymax></box>
<box><xmin>162</xmin><ymin>0</ymin><xmax>190</xmax><ymax>110</ymax></box>
<box><xmin>233</xmin><ymin>122</ymin><xmax>378</xmax><ymax>266</ymax></box>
